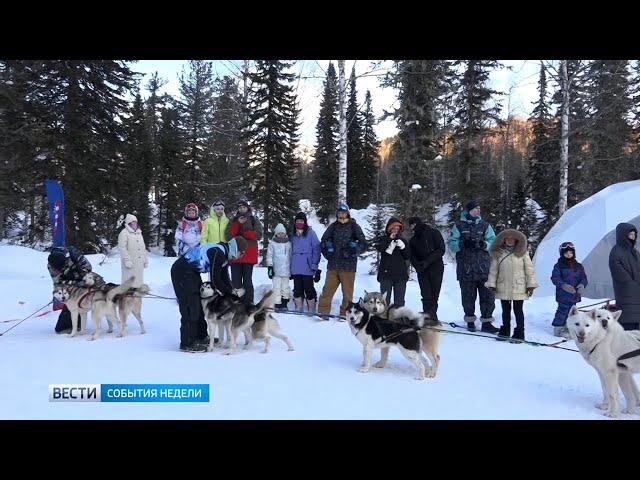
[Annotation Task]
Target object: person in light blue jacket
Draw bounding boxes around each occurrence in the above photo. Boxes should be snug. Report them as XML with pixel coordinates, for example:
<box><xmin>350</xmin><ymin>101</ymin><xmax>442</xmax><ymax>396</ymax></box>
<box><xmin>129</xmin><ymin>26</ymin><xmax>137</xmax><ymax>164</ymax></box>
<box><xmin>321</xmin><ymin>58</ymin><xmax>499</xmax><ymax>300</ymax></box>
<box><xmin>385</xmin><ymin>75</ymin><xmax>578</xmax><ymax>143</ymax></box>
<box><xmin>171</xmin><ymin>236</ymin><xmax>247</xmax><ymax>352</ymax></box>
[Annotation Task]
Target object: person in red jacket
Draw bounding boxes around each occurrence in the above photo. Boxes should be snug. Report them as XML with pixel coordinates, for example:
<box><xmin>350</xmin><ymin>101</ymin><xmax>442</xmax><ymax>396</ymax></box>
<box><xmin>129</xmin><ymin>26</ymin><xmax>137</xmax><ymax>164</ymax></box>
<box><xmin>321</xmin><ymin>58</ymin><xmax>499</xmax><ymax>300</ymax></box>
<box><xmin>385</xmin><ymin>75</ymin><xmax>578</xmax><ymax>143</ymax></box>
<box><xmin>224</xmin><ymin>198</ymin><xmax>263</xmax><ymax>305</ymax></box>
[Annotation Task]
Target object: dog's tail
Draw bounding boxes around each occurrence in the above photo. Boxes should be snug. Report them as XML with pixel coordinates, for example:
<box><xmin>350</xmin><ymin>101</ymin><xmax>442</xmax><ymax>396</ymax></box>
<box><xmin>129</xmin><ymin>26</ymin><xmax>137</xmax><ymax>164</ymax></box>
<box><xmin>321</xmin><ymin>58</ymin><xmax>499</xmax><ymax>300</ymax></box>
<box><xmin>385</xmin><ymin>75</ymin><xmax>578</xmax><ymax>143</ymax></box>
<box><xmin>130</xmin><ymin>283</ymin><xmax>150</xmax><ymax>295</ymax></box>
<box><xmin>106</xmin><ymin>277</ymin><xmax>135</xmax><ymax>302</ymax></box>
<box><xmin>419</xmin><ymin>313</ymin><xmax>441</xmax><ymax>328</ymax></box>
<box><xmin>254</xmin><ymin>289</ymin><xmax>275</xmax><ymax>315</ymax></box>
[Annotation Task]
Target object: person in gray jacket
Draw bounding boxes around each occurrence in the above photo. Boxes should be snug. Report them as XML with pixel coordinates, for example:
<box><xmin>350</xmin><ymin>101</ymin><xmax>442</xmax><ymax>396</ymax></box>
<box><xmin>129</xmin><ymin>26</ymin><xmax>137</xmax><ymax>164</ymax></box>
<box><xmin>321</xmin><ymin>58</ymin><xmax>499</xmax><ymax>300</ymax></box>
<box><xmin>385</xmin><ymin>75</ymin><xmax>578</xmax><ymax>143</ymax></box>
<box><xmin>609</xmin><ymin>223</ymin><xmax>640</xmax><ymax>330</ymax></box>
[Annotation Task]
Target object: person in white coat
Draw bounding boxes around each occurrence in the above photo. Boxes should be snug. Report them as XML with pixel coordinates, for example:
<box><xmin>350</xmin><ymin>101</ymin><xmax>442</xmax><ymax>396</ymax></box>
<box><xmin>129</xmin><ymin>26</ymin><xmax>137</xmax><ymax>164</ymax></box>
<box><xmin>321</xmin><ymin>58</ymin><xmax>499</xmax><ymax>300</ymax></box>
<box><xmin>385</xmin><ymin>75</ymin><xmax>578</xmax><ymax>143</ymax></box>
<box><xmin>266</xmin><ymin>223</ymin><xmax>292</xmax><ymax>310</ymax></box>
<box><xmin>118</xmin><ymin>213</ymin><xmax>148</xmax><ymax>288</ymax></box>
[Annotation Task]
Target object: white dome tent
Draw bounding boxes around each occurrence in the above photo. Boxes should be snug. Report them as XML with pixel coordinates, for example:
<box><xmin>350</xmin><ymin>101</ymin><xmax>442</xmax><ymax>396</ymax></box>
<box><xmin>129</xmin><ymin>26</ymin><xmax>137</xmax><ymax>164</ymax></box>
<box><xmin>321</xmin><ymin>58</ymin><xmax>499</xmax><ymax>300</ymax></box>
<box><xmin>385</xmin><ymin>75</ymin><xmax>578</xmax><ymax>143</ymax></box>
<box><xmin>533</xmin><ymin>180</ymin><xmax>640</xmax><ymax>300</ymax></box>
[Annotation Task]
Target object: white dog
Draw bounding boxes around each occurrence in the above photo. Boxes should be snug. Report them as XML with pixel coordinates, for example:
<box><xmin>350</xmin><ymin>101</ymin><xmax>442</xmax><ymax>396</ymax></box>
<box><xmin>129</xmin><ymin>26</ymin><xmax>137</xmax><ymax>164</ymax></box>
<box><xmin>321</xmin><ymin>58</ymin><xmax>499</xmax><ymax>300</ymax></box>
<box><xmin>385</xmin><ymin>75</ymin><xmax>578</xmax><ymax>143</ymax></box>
<box><xmin>567</xmin><ymin>306</ymin><xmax>640</xmax><ymax>417</ymax></box>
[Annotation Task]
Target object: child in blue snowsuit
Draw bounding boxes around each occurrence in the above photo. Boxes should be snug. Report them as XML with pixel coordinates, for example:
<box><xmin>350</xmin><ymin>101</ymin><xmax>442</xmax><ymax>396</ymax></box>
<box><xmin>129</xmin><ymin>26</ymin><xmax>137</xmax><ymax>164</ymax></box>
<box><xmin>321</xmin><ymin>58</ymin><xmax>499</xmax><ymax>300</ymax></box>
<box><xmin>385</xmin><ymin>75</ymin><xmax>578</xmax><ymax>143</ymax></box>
<box><xmin>550</xmin><ymin>241</ymin><xmax>588</xmax><ymax>338</ymax></box>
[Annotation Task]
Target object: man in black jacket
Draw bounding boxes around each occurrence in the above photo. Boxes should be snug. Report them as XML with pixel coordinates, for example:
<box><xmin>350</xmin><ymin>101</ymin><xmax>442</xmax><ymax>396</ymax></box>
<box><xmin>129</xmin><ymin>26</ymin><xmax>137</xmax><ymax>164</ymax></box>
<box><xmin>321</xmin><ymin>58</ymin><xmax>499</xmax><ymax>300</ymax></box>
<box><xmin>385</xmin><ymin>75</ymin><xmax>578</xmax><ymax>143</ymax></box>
<box><xmin>407</xmin><ymin>217</ymin><xmax>445</xmax><ymax>320</ymax></box>
<box><xmin>609</xmin><ymin>223</ymin><xmax>640</xmax><ymax>330</ymax></box>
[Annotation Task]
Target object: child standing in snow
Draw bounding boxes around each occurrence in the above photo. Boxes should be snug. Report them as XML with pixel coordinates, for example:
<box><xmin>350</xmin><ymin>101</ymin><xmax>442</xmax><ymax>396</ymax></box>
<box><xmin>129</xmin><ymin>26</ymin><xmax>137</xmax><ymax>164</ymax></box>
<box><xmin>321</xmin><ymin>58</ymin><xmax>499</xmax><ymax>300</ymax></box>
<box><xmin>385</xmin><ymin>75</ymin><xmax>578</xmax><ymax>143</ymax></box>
<box><xmin>267</xmin><ymin>223</ymin><xmax>292</xmax><ymax>311</ymax></box>
<box><xmin>551</xmin><ymin>241</ymin><xmax>588</xmax><ymax>338</ymax></box>
<box><xmin>175</xmin><ymin>203</ymin><xmax>203</xmax><ymax>257</ymax></box>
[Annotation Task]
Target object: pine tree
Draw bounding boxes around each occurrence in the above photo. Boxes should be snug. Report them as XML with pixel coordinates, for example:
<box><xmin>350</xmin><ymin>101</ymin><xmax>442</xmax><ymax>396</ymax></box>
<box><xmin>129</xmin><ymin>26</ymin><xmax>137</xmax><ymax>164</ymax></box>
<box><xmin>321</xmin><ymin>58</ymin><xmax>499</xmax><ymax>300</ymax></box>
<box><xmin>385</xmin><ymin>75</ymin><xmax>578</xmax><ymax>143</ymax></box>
<box><xmin>528</xmin><ymin>63</ymin><xmax>559</xmax><ymax>220</ymax></box>
<box><xmin>364</xmin><ymin>203</ymin><xmax>388</xmax><ymax>275</ymax></box>
<box><xmin>178</xmin><ymin>60</ymin><xmax>215</xmax><ymax>210</ymax></box>
<box><xmin>449</xmin><ymin>60</ymin><xmax>504</xmax><ymax>224</ymax></box>
<box><xmin>360</xmin><ymin>90</ymin><xmax>380</xmax><ymax>209</ymax></box>
<box><xmin>208</xmin><ymin>75</ymin><xmax>244</xmax><ymax>204</ymax></box>
<box><xmin>243</xmin><ymin>60</ymin><xmax>300</xmax><ymax>261</ymax></box>
<box><xmin>122</xmin><ymin>91</ymin><xmax>153</xmax><ymax>245</ymax></box>
<box><xmin>346</xmin><ymin>67</ymin><xmax>366</xmax><ymax>208</ymax></box>
<box><xmin>0</xmin><ymin>61</ymin><xmax>55</xmax><ymax>242</ymax></box>
<box><xmin>550</xmin><ymin>60</ymin><xmax>590</xmax><ymax>209</ymax></box>
<box><xmin>156</xmin><ymin>104</ymin><xmax>185</xmax><ymax>257</ymax></box>
<box><xmin>144</xmin><ymin>72</ymin><xmax>167</xmax><ymax>246</ymax></box>
<box><xmin>1</xmin><ymin>61</ymin><xmax>139</xmax><ymax>250</ymax></box>
<box><xmin>313</xmin><ymin>62</ymin><xmax>340</xmax><ymax>224</ymax></box>
<box><xmin>382</xmin><ymin>60</ymin><xmax>452</xmax><ymax>219</ymax></box>
<box><xmin>583</xmin><ymin>60</ymin><xmax>634</xmax><ymax>194</ymax></box>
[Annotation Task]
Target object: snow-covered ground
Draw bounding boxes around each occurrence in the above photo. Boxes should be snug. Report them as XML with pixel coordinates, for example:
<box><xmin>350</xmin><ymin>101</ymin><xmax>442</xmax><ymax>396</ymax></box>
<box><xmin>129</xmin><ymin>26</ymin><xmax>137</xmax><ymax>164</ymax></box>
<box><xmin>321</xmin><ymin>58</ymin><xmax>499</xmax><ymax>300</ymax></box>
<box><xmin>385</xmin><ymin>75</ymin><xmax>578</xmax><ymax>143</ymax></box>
<box><xmin>0</xmin><ymin>208</ymin><xmax>636</xmax><ymax>420</ymax></box>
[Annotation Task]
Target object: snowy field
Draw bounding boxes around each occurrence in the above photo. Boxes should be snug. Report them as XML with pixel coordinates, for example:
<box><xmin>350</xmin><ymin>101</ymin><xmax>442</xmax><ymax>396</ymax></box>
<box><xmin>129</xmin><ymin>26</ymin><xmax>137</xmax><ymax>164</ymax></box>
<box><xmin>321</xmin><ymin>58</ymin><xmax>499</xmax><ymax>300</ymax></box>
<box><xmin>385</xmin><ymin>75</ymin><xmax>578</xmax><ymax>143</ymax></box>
<box><xmin>0</xmin><ymin>209</ymin><xmax>636</xmax><ymax>420</ymax></box>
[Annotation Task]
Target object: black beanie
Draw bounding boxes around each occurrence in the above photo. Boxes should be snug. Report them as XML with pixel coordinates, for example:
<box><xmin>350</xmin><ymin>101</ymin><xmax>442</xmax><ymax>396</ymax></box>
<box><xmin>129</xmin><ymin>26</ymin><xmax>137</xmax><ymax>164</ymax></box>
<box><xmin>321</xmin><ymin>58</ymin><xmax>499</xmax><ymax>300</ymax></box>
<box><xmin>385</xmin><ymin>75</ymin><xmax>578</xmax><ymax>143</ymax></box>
<box><xmin>465</xmin><ymin>200</ymin><xmax>479</xmax><ymax>213</ymax></box>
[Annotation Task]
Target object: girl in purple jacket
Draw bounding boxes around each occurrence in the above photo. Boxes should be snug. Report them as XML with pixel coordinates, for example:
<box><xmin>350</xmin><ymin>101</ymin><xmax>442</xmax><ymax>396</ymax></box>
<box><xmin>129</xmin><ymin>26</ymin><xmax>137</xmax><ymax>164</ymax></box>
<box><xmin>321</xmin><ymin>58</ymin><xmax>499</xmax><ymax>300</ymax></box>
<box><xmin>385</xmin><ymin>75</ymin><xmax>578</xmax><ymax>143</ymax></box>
<box><xmin>551</xmin><ymin>241</ymin><xmax>588</xmax><ymax>338</ymax></box>
<box><xmin>290</xmin><ymin>212</ymin><xmax>321</xmax><ymax>313</ymax></box>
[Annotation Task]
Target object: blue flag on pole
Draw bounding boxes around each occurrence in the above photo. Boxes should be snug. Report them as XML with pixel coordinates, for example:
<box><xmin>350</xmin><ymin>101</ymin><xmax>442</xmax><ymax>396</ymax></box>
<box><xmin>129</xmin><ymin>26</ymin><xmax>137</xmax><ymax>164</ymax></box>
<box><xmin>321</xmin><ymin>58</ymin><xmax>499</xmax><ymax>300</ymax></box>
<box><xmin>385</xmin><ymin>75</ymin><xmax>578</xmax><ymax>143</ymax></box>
<box><xmin>44</xmin><ymin>180</ymin><xmax>65</xmax><ymax>247</ymax></box>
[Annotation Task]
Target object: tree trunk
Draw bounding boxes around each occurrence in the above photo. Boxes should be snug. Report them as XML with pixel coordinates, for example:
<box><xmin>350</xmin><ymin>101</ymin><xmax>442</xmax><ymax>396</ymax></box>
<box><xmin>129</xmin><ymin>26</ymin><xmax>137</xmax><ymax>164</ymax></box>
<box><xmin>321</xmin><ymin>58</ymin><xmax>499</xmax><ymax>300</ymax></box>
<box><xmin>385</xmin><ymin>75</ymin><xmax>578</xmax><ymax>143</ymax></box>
<box><xmin>338</xmin><ymin>60</ymin><xmax>347</xmax><ymax>204</ymax></box>
<box><xmin>559</xmin><ymin>60</ymin><xmax>569</xmax><ymax>216</ymax></box>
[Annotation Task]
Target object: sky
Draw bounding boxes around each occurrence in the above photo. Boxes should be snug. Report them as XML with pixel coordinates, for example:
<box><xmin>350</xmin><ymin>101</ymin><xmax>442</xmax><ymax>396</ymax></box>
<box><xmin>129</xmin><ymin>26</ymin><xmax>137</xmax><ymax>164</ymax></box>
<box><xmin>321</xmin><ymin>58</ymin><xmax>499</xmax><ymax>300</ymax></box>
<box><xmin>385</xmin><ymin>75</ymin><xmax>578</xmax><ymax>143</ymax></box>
<box><xmin>132</xmin><ymin>60</ymin><xmax>542</xmax><ymax>146</ymax></box>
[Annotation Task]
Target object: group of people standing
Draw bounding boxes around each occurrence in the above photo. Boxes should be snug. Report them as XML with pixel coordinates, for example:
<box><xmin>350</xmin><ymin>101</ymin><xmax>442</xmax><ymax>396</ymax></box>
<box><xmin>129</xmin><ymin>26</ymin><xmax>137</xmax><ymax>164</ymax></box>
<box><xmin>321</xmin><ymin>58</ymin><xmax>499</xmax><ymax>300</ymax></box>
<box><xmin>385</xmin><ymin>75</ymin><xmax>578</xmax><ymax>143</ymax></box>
<box><xmin>170</xmin><ymin>197</ymin><xmax>332</xmax><ymax>352</ymax></box>
<box><xmin>44</xmin><ymin>194</ymin><xmax>640</xmax><ymax>351</ymax></box>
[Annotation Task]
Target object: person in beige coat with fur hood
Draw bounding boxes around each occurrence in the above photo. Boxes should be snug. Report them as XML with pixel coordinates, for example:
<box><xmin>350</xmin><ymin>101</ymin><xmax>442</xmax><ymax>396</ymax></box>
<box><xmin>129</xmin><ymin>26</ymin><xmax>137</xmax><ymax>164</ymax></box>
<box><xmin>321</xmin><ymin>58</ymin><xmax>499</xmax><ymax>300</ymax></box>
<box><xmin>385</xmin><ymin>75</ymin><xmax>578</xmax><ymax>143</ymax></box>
<box><xmin>485</xmin><ymin>229</ymin><xmax>538</xmax><ymax>342</ymax></box>
<box><xmin>118</xmin><ymin>213</ymin><xmax>148</xmax><ymax>288</ymax></box>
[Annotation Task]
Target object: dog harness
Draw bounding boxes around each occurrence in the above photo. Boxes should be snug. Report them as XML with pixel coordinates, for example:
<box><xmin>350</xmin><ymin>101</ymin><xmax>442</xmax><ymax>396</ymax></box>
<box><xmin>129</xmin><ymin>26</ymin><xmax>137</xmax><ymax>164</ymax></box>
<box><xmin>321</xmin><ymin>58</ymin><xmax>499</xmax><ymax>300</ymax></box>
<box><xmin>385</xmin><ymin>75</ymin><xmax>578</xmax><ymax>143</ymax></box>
<box><xmin>617</xmin><ymin>348</ymin><xmax>640</xmax><ymax>369</ymax></box>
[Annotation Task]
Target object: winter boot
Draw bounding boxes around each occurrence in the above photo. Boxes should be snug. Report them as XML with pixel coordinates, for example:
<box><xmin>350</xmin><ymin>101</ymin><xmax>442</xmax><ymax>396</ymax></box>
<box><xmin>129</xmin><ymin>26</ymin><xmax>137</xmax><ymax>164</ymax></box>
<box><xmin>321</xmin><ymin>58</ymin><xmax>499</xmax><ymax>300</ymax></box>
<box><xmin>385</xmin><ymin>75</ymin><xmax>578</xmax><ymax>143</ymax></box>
<box><xmin>307</xmin><ymin>298</ymin><xmax>325</xmax><ymax>321</ymax></box>
<box><xmin>510</xmin><ymin>327</ymin><xmax>525</xmax><ymax>343</ymax></box>
<box><xmin>294</xmin><ymin>297</ymin><xmax>304</xmax><ymax>312</ymax></box>
<box><xmin>180</xmin><ymin>343</ymin><xmax>208</xmax><ymax>353</ymax></box>
<box><xmin>464</xmin><ymin>315</ymin><xmax>477</xmax><ymax>332</ymax></box>
<box><xmin>554</xmin><ymin>326</ymin><xmax>571</xmax><ymax>339</ymax></box>
<box><xmin>280</xmin><ymin>298</ymin><xmax>290</xmax><ymax>311</ymax></box>
<box><xmin>480</xmin><ymin>318</ymin><xmax>500</xmax><ymax>334</ymax></box>
<box><xmin>496</xmin><ymin>325</ymin><xmax>511</xmax><ymax>341</ymax></box>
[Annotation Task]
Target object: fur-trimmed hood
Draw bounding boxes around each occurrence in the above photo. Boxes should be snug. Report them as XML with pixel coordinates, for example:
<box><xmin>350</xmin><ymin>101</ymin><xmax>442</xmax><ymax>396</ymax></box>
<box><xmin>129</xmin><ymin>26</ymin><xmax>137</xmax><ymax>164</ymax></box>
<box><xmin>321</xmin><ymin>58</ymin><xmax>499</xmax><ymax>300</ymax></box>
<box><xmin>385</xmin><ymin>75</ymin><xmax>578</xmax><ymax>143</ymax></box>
<box><xmin>491</xmin><ymin>229</ymin><xmax>528</xmax><ymax>258</ymax></box>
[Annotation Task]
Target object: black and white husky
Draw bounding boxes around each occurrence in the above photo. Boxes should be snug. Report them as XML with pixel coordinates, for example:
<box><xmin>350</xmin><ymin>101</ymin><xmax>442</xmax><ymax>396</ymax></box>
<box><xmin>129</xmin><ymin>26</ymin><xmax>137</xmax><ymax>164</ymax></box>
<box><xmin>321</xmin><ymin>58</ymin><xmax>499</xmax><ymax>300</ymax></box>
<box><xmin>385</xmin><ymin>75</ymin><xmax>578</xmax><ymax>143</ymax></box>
<box><xmin>200</xmin><ymin>282</ymin><xmax>241</xmax><ymax>351</ymax></box>
<box><xmin>200</xmin><ymin>283</ymin><xmax>277</xmax><ymax>354</ymax></box>
<box><xmin>360</xmin><ymin>291</ymin><xmax>442</xmax><ymax>378</ymax></box>
<box><xmin>346</xmin><ymin>300</ymin><xmax>428</xmax><ymax>380</ymax></box>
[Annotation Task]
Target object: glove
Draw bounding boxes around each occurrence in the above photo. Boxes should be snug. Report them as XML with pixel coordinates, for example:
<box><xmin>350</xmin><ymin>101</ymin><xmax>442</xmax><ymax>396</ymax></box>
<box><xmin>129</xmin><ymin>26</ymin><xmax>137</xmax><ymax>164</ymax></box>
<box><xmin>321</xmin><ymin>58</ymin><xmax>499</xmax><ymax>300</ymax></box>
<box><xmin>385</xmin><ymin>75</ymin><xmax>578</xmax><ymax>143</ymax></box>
<box><xmin>561</xmin><ymin>284</ymin><xmax>576</xmax><ymax>294</ymax></box>
<box><xmin>326</xmin><ymin>241</ymin><xmax>335</xmax><ymax>255</ymax></box>
<box><xmin>232</xmin><ymin>288</ymin><xmax>245</xmax><ymax>298</ymax></box>
<box><xmin>476</xmin><ymin>240</ymin><xmax>487</xmax><ymax>250</ymax></box>
<box><xmin>267</xmin><ymin>266</ymin><xmax>274</xmax><ymax>279</ymax></box>
<box><xmin>125</xmin><ymin>260</ymin><xmax>133</xmax><ymax>269</ymax></box>
<box><xmin>576</xmin><ymin>284</ymin><xmax>585</xmax><ymax>295</ymax></box>
<box><xmin>488</xmin><ymin>286</ymin><xmax>496</xmax><ymax>293</ymax></box>
<box><xmin>526</xmin><ymin>287</ymin><xmax>535</xmax><ymax>297</ymax></box>
<box><xmin>314</xmin><ymin>270</ymin><xmax>321</xmax><ymax>283</ymax></box>
<box><xmin>348</xmin><ymin>240</ymin><xmax>358</xmax><ymax>252</ymax></box>
<box><xmin>385</xmin><ymin>241</ymin><xmax>397</xmax><ymax>255</ymax></box>
<box><xmin>463</xmin><ymin>239</ymin><xmax>474</xmax><ymax>250</ymax></box>
<box><xmin>396</xmin><ymin>239</ymin><xmax>405</xmax><ymax>250</ymax></box>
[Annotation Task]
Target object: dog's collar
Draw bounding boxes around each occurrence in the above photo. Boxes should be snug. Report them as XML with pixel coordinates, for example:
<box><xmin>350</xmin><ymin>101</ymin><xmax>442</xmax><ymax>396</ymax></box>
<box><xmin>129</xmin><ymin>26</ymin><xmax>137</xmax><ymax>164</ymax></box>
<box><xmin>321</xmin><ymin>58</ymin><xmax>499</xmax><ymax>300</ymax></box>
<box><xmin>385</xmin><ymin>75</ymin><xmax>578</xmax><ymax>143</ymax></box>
<box><xmin>588</xmin><ymin>343</ymin><xmax>598</xmax><ymax>356</ymax></box>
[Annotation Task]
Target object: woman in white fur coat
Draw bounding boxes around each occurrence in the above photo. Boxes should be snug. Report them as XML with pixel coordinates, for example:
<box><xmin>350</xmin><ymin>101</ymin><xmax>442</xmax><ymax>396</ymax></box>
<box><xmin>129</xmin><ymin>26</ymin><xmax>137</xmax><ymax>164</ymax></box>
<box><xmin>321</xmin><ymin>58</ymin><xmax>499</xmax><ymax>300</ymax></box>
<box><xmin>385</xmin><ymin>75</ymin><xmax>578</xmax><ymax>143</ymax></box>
<box><xmin>118</xmin><ymin>213</ymin><xmax>148</xmax><ymax>288</ymax></box>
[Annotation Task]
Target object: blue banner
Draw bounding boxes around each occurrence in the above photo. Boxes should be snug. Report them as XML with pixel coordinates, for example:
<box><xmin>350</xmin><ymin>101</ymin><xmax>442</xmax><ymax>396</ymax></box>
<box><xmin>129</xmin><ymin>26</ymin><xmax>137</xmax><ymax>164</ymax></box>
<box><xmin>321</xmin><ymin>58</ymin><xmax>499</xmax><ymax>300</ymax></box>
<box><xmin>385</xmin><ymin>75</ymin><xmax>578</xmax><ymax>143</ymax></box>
<box><xmin>49</xmin><ymin>384</ymin><xmax>211</xmax><ymax>402</ymax></box>
<box><xmin>101</xmin><ymin>384</ymin><xmax>210</xmax><ymax>402</ymax></box>
<box><xmin>44</xmin><ymin>180</ymin><xmax>65</xmax><ymax>247</ymax></box>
